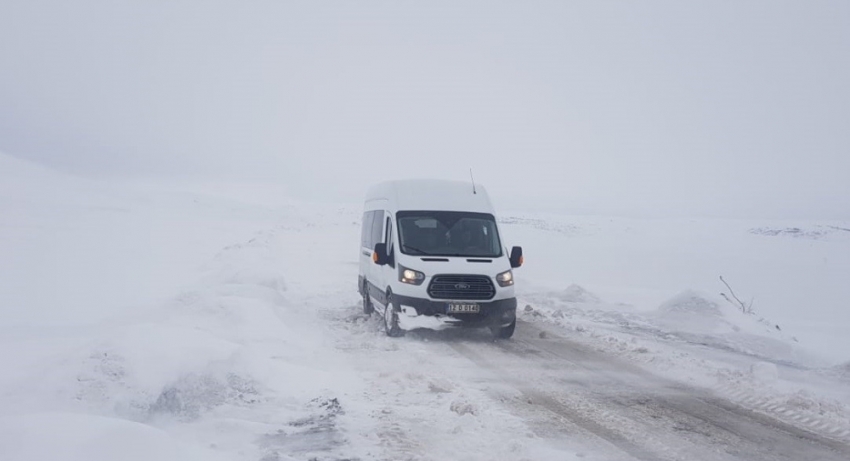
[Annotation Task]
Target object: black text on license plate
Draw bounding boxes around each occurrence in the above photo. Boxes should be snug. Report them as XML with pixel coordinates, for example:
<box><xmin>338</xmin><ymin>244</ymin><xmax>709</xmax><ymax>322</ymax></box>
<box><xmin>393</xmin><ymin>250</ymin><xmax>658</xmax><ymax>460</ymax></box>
<box><xmin>448</xmin><ymin>303</ymin><xmax>480</xmax><ymax>313</ymax></box>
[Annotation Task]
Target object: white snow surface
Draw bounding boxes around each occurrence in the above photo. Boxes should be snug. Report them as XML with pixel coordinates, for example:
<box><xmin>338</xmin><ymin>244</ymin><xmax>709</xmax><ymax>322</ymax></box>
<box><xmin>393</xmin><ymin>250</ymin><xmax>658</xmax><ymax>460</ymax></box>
<box><xmin>2</xmin><ymin>152</ymin><xmax>849</xmax><ymax>460</ymax></box>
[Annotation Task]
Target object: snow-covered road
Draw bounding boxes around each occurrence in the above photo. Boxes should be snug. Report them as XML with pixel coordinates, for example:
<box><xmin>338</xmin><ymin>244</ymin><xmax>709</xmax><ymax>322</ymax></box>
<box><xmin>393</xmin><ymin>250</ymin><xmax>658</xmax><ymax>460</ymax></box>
<box><xmin>447</xmin><ymin>323</ymin><xmax>850</xmax><ymax>461</ymax></box>
<box><xmin>316</xmin><ymin>295</ymin><xmax>850</xmax><ymax>461</ymax></box>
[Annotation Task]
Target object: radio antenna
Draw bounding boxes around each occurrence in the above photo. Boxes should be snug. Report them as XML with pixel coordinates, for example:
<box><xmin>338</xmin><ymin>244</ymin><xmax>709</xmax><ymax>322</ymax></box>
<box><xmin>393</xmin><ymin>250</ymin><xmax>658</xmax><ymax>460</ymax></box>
<box><xmin>469</xmin><ymin>168</ymin><xmax>477</xmax><ymax>194</ymax></box>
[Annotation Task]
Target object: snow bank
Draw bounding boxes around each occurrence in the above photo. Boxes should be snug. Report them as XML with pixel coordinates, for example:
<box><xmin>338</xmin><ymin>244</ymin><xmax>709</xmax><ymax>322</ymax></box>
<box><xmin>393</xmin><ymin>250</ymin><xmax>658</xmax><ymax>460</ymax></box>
<box><xmin>502</xmin><ymin>211</ymin><xmax>850</xmax><ymax>364</ymax></box>
<box><xmin>653</xmin><ymin>290</ymin><xmax>792</xmax><ymax>340</ymax></box>
<box><xmin>657</xmin><ymin>290</ymin><xmax>723</xmax><ymax>316</ymax></box>
<box><xmin>555</xmin><ymin>284</ymin><xmax>602</xmax><ymax>304</ymax></box>
<box><xmin>0</xmin><ymin>155</ymin><xmax>365</xmax><ymax>460</ymax></box>
<box><xmin>0</xmin><ymin>413</ymin><xmax>226</xmax><ymax>461</ymax></box>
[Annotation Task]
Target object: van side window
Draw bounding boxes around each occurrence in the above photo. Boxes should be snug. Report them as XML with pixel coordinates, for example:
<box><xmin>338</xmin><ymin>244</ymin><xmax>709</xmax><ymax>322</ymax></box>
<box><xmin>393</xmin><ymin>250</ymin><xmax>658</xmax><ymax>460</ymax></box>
<box><xmin>370</xmin><ymin>211</ymin><xmax>384</xmax><ymax>248</ymax></box>
<box><xmin>385</xmin><ymin>216</ymin><xmax>394</xmax><ymax>267</ymax></box>
<box><xmin>361</xmin><ymin>212</ymin><xmax>371</xmax><ymax>248</ymax></box>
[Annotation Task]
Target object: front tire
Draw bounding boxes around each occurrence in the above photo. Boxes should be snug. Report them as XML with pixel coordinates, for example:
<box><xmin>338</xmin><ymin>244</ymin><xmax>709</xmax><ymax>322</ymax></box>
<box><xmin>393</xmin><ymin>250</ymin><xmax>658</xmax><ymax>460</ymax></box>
<box><xmin>491</xmin><ymin>319</ymin><xmax>516</xmax><ymax>339</ymax></box>
<box><xmin>384</xmin><ymin>293</ymin><xmax>404</xmax><ymax>338</ymax></box>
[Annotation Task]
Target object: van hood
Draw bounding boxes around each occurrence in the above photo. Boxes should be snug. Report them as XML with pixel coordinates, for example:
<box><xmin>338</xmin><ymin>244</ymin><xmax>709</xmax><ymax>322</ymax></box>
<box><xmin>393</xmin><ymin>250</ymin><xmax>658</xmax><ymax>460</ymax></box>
<box><xmin>399</xmin><ymin>255</ymin><xmax>511</xmax><ymax>277</ymax></box>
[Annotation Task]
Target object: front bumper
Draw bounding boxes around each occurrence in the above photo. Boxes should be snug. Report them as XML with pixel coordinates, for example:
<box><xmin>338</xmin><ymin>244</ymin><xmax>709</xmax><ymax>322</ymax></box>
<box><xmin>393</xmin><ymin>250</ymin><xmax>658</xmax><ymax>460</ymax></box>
<box><xmin>392</xmin><ymin>294</ymin><xmax>517</xmax><ymax>331</ymax></box>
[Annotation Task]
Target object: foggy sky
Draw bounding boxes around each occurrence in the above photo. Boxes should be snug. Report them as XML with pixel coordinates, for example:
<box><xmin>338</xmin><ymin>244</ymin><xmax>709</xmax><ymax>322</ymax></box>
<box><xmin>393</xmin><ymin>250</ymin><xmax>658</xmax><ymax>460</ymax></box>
<box><xmin>1</xmin><ymin>1</ymin><xmax>848</xmax><ymax>218</ymax></box>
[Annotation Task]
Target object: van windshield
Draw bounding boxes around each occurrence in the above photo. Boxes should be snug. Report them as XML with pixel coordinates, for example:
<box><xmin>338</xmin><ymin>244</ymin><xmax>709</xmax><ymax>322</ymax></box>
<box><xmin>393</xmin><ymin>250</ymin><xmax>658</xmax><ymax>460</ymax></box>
<box><xmin>396</xmin><ymin>211</ymin><xmax>503</xmax><ymax>258</ymax></box>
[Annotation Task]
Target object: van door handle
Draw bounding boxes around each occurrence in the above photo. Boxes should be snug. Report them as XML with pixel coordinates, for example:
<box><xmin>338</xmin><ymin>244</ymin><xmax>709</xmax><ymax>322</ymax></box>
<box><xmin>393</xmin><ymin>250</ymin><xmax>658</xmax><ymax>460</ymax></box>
<box><xmin>362</xmin><ymin>250</ymin><xmax>372</xmax><ymax>256</ymax></box>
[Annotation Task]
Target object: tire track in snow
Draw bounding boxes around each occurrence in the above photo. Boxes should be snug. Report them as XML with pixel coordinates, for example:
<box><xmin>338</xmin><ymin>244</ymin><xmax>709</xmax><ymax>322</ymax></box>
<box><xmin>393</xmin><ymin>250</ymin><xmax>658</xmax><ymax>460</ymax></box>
<box><xmin>508</xmin><ymin>324</ymin><xmax>850</xmax><ymax>458</ymax></box>
<box><xmin>711</xmin><ymin>381</ymin><xmax>850</xmax><ymax>445</ymax></box>
<box><xmin>450</xmin><ymin>321</ymin><xmax>850</xmax><ymax>461</ymax></box>
<box><xmin>448</xmin><ymin>340</ymin><xmax>669</xmax><ymax>461</ymax></box>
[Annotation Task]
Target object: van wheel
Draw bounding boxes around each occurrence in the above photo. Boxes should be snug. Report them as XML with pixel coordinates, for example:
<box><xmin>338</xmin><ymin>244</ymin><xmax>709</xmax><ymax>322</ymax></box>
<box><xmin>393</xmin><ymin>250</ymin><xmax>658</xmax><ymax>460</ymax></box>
<box><xmin>491</xmin><ymin>320</ymin><xmax>516</xmax><ymax>339</ymax></box>
<box><xmin>362</xmin><ymin>287</ymin><xmax>374</xmax><ymax>315</ymax></box>
<box><xmin>384</xmin><ymin>294</ymin><xmax>404</xmax><ymax>338</ymax></box>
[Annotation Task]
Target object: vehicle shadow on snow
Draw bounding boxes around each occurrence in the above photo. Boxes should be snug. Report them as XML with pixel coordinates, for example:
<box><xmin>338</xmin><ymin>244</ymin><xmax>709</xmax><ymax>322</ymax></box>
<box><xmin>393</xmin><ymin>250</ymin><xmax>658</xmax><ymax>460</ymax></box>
<box><xmin>337</xmin><ymin>305</ymin><xmax>510</xmax><ymax>344</ymax></box>
<box><xmin>403</xmin><ymin>326</ymin><xmax>506</xmax><ymax>343</ymax></box>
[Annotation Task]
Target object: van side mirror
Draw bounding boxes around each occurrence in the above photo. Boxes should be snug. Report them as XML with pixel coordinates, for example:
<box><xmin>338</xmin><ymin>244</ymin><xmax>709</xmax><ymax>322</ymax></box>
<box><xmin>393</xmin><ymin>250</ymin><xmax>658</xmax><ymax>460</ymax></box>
<box><xmin>509</xmin><ymin>246</ymin><xmax>524</xmax><ymax>268</ymax></box>
<box><xmin>373</xmin><ymin>243</ymin><xmax>389</xmax><ymax>266</ymax></box>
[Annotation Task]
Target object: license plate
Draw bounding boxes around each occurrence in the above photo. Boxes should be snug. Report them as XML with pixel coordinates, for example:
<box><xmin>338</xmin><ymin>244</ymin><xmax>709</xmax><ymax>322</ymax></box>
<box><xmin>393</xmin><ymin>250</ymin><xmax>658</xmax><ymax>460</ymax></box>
<box><xmin>448</xmin><ymin>303</ymin><xmax>480</xmax><ymax>313</ymax></box>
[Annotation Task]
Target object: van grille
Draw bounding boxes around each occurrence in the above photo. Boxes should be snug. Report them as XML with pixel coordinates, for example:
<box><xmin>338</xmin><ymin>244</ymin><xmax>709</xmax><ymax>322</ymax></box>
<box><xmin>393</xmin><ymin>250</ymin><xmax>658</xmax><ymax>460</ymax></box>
<box><xmin>427</xmin><ymin>275</ymin><xmax>495</xmax><ymax>300</ymax></box>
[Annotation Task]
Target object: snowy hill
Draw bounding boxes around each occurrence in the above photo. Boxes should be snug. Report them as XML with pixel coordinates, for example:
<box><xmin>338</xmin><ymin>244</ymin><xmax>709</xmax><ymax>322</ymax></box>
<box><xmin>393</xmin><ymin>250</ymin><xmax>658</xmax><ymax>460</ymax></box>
<box><xmin>2</xmin><ymin>153</ymin><xmax>849</xmax><ymax>460</ymax></box>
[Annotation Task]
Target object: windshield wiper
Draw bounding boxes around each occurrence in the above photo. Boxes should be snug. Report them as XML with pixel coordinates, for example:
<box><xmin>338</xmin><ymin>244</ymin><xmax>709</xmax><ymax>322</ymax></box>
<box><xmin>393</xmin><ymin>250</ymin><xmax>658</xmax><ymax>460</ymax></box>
<box><xmin>402</xmin><ymin>245</ymin><xmax>430</xmax><ymax>255</ymax></box>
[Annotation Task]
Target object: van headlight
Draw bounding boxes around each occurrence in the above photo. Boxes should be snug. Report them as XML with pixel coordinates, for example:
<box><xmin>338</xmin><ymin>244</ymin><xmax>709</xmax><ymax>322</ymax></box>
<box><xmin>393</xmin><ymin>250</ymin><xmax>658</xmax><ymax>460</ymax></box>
<box><xmin>496</xmin><ymin>270</ymin><xmax>514</xmax><ymax>287</ymax></box>
<box><xmin>399</xmin><ymin>265</ymin><xmax>426</xmax><ymax>285</ymax></box>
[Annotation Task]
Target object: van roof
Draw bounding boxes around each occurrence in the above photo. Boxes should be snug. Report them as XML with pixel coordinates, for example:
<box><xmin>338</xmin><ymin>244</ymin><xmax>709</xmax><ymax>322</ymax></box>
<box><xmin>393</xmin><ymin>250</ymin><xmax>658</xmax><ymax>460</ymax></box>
<box><xmin>365</xmin><ymin>179</ymin><xmax>495</xmax><ymax>213</ymax></box>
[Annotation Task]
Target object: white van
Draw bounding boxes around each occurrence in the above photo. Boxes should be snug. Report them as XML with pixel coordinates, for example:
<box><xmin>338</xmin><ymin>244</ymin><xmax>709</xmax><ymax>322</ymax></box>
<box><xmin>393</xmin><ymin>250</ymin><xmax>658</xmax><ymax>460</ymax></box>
<box><xmin>358</xmin><ymin>180</ymin><xmax>523</xmax><ymax>338</ymax></box>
